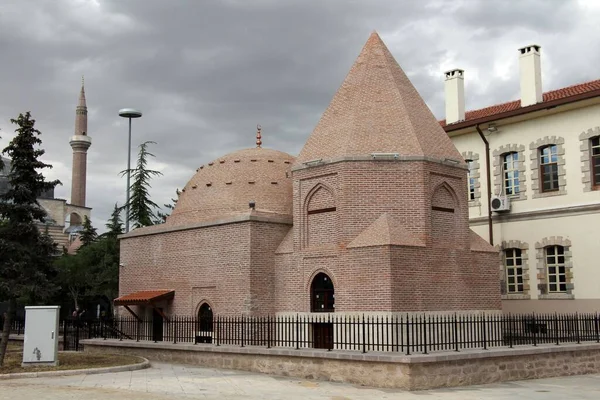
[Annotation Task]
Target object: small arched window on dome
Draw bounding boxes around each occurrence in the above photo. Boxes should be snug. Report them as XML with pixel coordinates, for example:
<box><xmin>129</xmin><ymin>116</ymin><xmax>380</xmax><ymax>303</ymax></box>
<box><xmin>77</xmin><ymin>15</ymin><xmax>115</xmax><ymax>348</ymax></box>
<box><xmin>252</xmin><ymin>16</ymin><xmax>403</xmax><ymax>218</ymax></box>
<box><xmin>311</xmin><ymin>273</ymin><xmax>334</xmax><ymax>312</ymax></box>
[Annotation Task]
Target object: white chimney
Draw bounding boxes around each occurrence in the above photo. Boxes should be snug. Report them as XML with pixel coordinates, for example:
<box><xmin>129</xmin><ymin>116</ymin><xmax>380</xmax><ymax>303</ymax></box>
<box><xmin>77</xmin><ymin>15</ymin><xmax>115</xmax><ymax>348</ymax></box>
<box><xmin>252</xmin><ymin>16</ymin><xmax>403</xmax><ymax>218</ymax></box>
<box><xmin>444</xmin><ymin>69</ymin><xmax>465</xmax><ymax>124</ymax></box>
<box><xmin>518</xmin><ymin>44</ymin><xmax>542</xmax><ymax>107</ymax></box>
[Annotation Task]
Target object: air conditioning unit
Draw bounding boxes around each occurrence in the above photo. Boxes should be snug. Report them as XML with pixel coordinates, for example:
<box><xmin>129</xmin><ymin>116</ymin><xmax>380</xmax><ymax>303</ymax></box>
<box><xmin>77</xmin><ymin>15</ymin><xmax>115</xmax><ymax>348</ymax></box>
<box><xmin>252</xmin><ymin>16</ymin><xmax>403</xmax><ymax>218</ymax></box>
<box><xmin>491</xmin><ymin>195</ymin><xmax>510</xmax><ymax>212</ymax></box>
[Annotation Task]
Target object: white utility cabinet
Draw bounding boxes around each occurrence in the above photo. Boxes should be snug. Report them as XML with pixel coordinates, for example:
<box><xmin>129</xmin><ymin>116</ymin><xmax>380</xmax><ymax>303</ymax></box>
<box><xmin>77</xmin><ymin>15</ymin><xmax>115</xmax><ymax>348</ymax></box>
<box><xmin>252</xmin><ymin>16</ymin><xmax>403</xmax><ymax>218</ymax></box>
<box><xmin>22</xmin><ymin>305</ymin><xmax>60</xmax><ymax>367</ymax></box>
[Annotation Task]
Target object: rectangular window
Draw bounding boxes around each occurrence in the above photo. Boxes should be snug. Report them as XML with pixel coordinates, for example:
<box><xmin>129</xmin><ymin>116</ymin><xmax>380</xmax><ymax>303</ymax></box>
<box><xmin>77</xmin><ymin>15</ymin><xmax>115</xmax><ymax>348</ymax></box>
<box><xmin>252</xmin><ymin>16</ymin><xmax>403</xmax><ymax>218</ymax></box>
<box><xmin>540</xmin><ymin>145</ymin><xmax>559</xmax><ymax>192</ymax></box>
<box><xmin>466</xmin><ymin>160</ymin><xmax>475</xmax><ymax>201</ymax></box>
<box><xmin>505</xmin><ymin>248</ymin><xmax>523</xmax><ymax>293</ymax></box>
<box><xmin>502</xmin><ymin>152</ymin><xmax>520</xmax><ymax>195</ymax></box>
<box><xmin>546</xmin><ymin>246</ymin><xmax>566</xmax><ymax>293</ymax></box>
<box><xmin>591</xmin><ymin>136</ymin><xmax>600</xmax><ymax>188</ymax></box>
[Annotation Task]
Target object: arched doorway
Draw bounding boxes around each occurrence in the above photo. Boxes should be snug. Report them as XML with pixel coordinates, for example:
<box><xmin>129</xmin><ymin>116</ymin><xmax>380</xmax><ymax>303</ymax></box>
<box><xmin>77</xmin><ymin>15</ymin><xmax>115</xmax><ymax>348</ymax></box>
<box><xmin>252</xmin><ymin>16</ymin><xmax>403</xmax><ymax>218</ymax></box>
<box><xmin>311</xmin><ymin>272</ymin><xmax>335</xmax><ymax>312</ymax></box>
<box><xmin>196</xmin><ymin>303</ymin><xmax>213</xmax><ymax>344</ymax></box>
<box><xmin>310</xmin><ymin>273</ymin><xmax>334</xmax><ymax>349</ymax></box>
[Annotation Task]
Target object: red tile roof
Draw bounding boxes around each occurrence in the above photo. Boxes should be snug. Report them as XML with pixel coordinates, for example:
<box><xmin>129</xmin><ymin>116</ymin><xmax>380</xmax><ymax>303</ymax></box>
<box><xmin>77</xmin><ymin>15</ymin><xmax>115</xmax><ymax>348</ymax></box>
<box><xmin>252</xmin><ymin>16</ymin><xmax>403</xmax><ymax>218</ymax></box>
<box><xmin>114</xmin><ymin>290</ymin><xmax>174</xmax><ymax>306</ymax></box>
<box><xmin>440</xmin><ymin>79</ymin><xmax>600</xmax><ymax>129</ymax></box>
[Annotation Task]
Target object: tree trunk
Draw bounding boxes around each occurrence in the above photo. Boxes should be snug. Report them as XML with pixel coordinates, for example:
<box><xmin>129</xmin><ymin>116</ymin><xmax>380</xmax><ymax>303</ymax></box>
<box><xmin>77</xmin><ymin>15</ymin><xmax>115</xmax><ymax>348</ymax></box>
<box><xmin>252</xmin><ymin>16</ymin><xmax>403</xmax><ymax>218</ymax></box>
<box><xmin>0</xmin><ymin>298</ymin><xmax>16</xmax><ymax>367</ymax></box>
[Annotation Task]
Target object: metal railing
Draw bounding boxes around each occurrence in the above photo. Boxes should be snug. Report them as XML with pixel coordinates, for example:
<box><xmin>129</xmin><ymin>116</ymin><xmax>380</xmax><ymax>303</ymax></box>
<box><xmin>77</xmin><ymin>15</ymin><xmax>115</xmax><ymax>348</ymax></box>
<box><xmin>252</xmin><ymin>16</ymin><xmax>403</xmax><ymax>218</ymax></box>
<box><xmin>3</xmin><ymin>313</ymin><xmax>600</xmax><ymax>354</ymax></box>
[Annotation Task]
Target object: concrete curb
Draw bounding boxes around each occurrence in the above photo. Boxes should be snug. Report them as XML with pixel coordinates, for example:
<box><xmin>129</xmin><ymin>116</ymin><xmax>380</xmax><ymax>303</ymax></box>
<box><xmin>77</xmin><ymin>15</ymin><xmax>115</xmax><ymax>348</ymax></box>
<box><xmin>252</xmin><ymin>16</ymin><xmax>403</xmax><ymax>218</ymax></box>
<box><xmin>0</xmin><ymin>356</ymin><xmax>150</xmax><ymax>380</ymax></box>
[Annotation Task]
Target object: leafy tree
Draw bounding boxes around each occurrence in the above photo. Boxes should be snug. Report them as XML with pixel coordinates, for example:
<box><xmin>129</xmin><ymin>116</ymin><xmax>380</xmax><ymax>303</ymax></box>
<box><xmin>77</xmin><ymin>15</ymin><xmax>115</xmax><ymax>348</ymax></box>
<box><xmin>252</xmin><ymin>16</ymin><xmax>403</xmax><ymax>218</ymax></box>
<box><xmin>79</xmin><ymin>215</ymin><xmax>97</xmax><ymax>247</ymax></box>
<box><xmin>121</xmin><ymin>141</ymin><xmax>162</xmax><ymax>228</ymax></box>
<box><xmin>156</xmin><ymin>188</ymin><xmax>180</xmax><ymax>224</ymax></box>
<box><xmin>0</xmin><ymin>112</ymin><xmax>60</xmax><ymax>366</ymax></box>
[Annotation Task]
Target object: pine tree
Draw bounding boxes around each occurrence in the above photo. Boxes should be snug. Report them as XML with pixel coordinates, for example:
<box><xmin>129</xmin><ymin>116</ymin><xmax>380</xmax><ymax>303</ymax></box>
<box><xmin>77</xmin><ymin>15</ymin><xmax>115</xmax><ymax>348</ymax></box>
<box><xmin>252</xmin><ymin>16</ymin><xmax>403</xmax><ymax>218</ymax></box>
<box><xmin>105</xmin><ymin>203</ymin><xmax>123</xmax><ymax>236</ymax></box>
<box><xmin>79</xmin><ymin>215</ymin><xmax>97</xmax><ymax>247</ymax></box>
<box><xmin>156</xmin><ymin>188</ymin><xmax>180</xmax><ymax>224</ymax></box>
<box><xmin>0</xmin><ymin>112</ymin><xmax>60</xmax><ymax>366</ymax></box>
<box><xmin>121</xmin><ymin>141</ymin><xmax>162</xmax><ymax>228</ymax></box>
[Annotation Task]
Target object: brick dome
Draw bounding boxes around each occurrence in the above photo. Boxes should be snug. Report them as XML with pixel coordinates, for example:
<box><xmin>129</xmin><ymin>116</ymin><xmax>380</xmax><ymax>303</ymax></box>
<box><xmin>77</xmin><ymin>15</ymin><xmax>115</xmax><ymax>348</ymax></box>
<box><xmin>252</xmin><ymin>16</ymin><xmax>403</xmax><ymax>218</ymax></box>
<box><xmin>167</xmin><ymin>147</ymin><xmax>295</xmax><ymax>225</ymax></box>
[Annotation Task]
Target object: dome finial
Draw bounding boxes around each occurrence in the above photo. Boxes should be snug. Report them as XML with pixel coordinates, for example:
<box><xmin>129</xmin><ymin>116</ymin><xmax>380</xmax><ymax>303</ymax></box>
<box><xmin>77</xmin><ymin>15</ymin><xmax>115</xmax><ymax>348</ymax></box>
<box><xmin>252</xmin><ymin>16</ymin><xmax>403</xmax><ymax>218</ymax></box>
<box><xmin>256</xmin><ymin>124</ymin><xmax>262</xmax><ymax>148</ymax></box>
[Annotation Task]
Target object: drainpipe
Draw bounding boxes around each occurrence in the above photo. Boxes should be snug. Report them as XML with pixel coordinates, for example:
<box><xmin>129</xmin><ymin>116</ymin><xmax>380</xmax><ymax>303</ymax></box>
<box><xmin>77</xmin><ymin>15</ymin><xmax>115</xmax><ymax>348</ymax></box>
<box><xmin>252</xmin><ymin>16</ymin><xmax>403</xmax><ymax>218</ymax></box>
<box><xmin>475</xmin><ymin>124</ymin><xmax>493</xmax><ymax>245</ymax></box>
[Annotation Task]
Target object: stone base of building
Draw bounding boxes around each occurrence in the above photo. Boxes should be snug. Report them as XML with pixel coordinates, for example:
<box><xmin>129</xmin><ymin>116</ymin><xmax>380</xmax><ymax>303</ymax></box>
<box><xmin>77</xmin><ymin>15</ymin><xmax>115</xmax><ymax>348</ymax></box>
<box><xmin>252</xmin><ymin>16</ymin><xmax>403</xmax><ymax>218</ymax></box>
<box><xmin>502</xmin><ymin>298</ymin><xmax>600</xmax><ymax>313</ymax></box>
<box><xmin>81</xmin><ymin>339</ymin><xmax>600</xmax><ymax>390</ymax></box>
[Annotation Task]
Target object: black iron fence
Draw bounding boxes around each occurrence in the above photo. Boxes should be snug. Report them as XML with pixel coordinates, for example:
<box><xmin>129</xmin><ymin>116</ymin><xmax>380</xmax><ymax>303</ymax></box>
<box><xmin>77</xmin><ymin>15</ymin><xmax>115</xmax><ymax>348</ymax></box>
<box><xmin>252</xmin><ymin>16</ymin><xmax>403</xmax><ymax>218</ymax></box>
<box><xmin>4</xmin><ymin>313</ymin><xmax>600</xmax><ymax>355</ymax></box>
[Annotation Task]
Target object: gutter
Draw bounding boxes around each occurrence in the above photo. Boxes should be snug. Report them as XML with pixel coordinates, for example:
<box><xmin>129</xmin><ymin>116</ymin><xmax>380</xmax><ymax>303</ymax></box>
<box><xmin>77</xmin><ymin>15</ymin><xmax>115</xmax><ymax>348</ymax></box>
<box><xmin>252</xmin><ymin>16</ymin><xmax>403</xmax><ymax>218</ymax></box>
<box><xmin>475</xmin><ymin>124</ymin><xmax>493</xmax><ymax>245</ymax></box>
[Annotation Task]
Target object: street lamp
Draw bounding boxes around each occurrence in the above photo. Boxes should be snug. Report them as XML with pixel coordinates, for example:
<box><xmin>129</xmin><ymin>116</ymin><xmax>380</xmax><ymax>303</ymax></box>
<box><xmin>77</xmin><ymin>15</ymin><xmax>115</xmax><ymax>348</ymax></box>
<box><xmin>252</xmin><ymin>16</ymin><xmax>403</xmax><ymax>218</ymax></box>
<box><xmin>118</xmin><ymin>108</ymin><xmax>142</xmax><ymax>233</ymax></box>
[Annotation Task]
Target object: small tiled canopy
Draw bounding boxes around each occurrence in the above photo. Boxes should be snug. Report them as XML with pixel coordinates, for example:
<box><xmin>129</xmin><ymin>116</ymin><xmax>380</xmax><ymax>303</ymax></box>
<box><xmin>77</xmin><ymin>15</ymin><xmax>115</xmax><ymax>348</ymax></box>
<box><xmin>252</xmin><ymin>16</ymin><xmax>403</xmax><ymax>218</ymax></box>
<box><xmin>114</xmin><ymin>290</ymin><xmax>174</xmax><ymax>306</ymax></box>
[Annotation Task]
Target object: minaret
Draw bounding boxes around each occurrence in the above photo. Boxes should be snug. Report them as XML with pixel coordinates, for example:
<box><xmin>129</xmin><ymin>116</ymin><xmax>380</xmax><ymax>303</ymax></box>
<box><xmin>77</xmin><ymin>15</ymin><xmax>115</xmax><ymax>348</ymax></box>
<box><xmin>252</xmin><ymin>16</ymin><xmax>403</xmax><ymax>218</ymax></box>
<box><xmin>69</xmin><ymin>77</ymin><xmax>92</xmax><ymax>209</ymax></box>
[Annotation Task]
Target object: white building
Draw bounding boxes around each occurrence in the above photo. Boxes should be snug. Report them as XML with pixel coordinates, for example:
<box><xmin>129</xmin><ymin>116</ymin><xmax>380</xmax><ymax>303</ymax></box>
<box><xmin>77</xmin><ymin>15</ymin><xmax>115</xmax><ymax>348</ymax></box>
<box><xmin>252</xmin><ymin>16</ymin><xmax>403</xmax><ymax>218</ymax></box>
<box><xmin>442</xmin><ymin>45</ymin><xmax>600</xmax><ymax>313</ymax></box>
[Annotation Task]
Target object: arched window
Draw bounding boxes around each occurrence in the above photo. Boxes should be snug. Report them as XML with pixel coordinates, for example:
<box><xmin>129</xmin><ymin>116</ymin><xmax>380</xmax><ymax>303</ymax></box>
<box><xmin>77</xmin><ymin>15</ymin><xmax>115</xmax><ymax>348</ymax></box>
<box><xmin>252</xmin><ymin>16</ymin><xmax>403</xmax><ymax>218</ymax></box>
<box><xmin>198</xmin><ymin>303</ymin><xmax>213</xmax><ymax>332</ymax></box>
<box><xmin>311</xmin><ymin>273</ymin><xmax>334</xmax><ymax>312</ymax></box>
<box><xmin>502</xmin><ymin>152</ymin><xmax>520</xmax><ymax>195</ymax></box>
<box><xmin>590</xmin><ymin>136</ymin><xmax>600</xmax><ymax>188</ymax></box>
<box><xmin>539</xmin><ymin>145</ymin><xmax>559</xmax><ymax>192</ymax></box>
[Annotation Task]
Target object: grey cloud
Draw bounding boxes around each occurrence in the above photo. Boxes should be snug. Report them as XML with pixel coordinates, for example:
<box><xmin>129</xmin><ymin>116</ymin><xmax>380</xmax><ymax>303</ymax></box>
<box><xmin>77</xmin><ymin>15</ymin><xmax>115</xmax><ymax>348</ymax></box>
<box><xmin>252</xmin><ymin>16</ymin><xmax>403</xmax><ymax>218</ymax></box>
<box><xmin>1</xmin><ymin>0</ymin><xmax>599</xmax><ymax>230</ymax></box>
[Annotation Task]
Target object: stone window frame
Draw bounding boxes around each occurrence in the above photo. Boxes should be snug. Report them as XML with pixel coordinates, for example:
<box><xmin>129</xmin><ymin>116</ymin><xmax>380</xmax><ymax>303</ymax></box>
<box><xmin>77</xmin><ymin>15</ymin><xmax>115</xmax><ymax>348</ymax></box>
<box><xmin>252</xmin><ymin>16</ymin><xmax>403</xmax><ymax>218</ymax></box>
<box><xmin>535</xmin><ymin>236</ymin><xmax>574</xmax><ymax>300</ymax></box>
<box><xmin>497</xmin><ymin>240</ymin><xmax>530</xmax><ymax>300</ymax></box>
<box><xmin>461</xmin><ymin>151</ymin><xmax>481</xmax><ymax>206</ymax></box>
<box><xmin>530</xmin><ymin>136</ymin><xmax>567</xmax><ymax>198</ymax></box>
<box><xmin>493</xmin><ymin>145</ymin><xmax>527</xmax><ymax>201</ymax></box>
<box><xmin>579</xmin><ymin>126</ymin><xmax>600</xmax><ymax>192</ymax></box>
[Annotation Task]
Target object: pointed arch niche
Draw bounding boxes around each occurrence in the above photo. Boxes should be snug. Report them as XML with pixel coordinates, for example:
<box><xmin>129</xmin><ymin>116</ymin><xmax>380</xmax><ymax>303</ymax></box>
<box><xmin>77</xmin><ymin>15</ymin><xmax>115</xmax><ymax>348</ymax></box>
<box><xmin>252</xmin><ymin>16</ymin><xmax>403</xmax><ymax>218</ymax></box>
<box><xmin>304</xmin><ymin>184</ymin><xmax>338</xmax><ymax>248</ymax></box>
<box><xmin>430</xmin><ymin>182</ymin><xmax>459</xmax><ymax>247</ymax></box>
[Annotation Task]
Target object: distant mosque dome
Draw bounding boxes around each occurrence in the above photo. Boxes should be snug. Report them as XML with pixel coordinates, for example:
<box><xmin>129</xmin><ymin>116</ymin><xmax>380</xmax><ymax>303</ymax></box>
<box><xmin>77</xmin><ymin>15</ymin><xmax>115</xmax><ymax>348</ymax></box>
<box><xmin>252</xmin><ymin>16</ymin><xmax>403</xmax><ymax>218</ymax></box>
<box><xmin>166</xmin><ymin>146</ymin><xmax>295</xmax><ymax>225</ymax></box>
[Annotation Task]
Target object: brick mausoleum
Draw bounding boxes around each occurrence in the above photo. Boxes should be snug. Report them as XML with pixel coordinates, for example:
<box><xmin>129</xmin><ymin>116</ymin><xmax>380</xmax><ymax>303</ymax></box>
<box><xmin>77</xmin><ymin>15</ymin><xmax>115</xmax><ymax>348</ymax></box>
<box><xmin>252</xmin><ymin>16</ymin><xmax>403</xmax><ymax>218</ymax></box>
<box><xmin>116</xmin><ymin>32</ymin><xmax>501</xmax><ymax>325</ymax></box>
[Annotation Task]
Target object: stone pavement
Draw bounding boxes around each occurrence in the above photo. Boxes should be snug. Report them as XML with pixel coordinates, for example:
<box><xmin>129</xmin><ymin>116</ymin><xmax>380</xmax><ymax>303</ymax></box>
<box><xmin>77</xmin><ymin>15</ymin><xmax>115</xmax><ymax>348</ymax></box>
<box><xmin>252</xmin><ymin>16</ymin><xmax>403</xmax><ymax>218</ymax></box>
<box><xmin>1</xmin><ymin>362</ymin><xmax>600</xmax><ymax>399</ymax></box>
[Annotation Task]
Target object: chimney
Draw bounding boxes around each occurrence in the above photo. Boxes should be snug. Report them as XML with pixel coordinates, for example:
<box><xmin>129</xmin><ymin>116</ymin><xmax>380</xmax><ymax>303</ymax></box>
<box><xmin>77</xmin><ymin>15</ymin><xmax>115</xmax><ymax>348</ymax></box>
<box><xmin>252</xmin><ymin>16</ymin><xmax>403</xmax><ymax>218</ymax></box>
<box><xmin>444</xmin><ymin>69</ymin><xmax>465</xmax><ymax>124</ymax></box>
<box><xmin>518</xmin><ymin>44</ymin><xmax>542</xmax><ymax>107</ymax></box>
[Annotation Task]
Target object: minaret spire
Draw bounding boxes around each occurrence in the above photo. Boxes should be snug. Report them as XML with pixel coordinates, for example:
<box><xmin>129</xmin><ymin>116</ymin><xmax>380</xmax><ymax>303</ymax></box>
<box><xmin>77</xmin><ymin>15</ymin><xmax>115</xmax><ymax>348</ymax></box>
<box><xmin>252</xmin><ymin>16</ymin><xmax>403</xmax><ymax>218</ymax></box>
<box><xmin>70</xmin><ymin>78</ymin><xmax>92</xmax><ymax>210</ymax></box>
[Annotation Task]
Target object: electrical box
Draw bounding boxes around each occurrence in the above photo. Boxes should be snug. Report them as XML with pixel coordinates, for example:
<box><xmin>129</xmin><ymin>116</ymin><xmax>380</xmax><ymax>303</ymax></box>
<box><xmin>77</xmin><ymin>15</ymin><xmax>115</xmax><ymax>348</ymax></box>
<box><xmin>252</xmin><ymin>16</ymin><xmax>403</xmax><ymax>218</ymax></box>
<box><xmin>22</xmin><ymin>306</ymin><xmax>60</xmax><ymax>367</ymax></box>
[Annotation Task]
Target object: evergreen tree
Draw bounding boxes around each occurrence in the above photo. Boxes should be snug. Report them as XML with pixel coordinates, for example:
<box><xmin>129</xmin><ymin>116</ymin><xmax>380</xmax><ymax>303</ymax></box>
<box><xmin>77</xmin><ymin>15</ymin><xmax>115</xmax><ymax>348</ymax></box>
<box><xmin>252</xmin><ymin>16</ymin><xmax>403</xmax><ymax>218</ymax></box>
<box><xmin>79</xmin><ymin>215</ymin><xmax>97</xmax><ymax>247</ymax></box>
<box><xmin>105</xmin><ymin>203</ymin><xmax>123</xmax><ymax>236</ymax></box>
<box><xmin>121</xmin><ymin>141</ymin><xmax>162</xmax><ymax>228</ymax></box>
<box><xmin>156</xmin><ymin>188</ymin><xmax>180</xmax><ymax>224</ymax></box>
<box><xmin>0</xmin><ymin>112</ymin><xmax>60</xmax><ymax>366</ymax></box>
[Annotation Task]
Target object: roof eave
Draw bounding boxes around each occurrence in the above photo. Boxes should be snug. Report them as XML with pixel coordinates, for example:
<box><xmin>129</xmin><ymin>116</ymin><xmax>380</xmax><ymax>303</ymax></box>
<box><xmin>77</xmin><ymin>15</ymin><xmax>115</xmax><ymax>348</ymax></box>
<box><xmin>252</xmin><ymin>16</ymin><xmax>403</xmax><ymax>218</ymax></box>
<box><xmin>443</xmin><ymin>88</ymin><xmax>600</xmax><ymax>133</ymax></box>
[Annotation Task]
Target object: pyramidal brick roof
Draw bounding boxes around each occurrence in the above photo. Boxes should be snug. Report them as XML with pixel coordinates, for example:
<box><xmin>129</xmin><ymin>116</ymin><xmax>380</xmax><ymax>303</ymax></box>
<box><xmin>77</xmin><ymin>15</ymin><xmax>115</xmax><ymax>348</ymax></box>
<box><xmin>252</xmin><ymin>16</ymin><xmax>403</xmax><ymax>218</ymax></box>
<box><xmin>297</xmin><ymin>32</ymin><xmax>463</xmax><ymax>164</ymax></box>
<box><xmin>348</xmin><ymin>213</ymin><xmax>425</xmax><ymax>248</ymax></box>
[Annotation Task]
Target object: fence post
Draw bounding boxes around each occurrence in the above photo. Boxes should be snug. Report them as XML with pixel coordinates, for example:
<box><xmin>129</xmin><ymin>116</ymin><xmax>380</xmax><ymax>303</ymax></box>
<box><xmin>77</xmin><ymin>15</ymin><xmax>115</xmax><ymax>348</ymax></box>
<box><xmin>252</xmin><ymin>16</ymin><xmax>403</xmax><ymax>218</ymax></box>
<box><xmin>137</xmin><ymin>318</ymin><xmax>140</xmax><ymax>342</ymax></box>
<box><xmin>63</xmin><ymin>320</ymin><xmax>68</xmax><ymax>351</ymax></box>
<box><xmin>576</xmin><ymin>312</ymin><xmax>581</xmax><ymax>344</ymax></box>
<box><xmin>362</xmin><ymin>314</ymin><xmax>366</xmax><ymax>354</ymax></box>
<box><xmin>405</xmin><ymin>314</ymin><xmax>411</xmax><ymax>356</ymax></box>
<box><xmin>453</xmin><ymin>313</ymin><xmax>459</xmax><ymax>352</ymax></box>
<box><xmin>216</xmin><ymin>316</ymin><xmax>220</xmax><ymax>347</ymax></box>
<box><xmin>423</xmin><ymin>314</ymin><xmax>428</xmax><ymax>355</ymax></box>
<box><xmin>594</xmin><ymin>313</ymin><xmax>600</xmax><ymax>343</ymax></box>
<box><xmin>241</xmin><ymin>315</ymin><xmax>245</xmax><ymax>348</ymax></box>
<box><xmin>267</xmin><ymin>316</ymin><xmax>271</xmax><ymax>349</ymax></box>
<box><xmin>482</xmin><ymin>314</ymin><xmax>487</xmax><ymax>350</ymax></box>
<box><xmin>173</xmin><ymin>316</ymin><xmax>177</xmax><ymax>344</ymax></box>
<box><xmin>295</xmin><ymin>314</ymin><xmax>299</xmax><ymax>350</ymax></box>
<box><xmin>508</xmin><ymin>314</ymin><xmax>513</xmax><ymax>349</ymax></box>
<box><xmin>554</xmin><ymin>312</ymin><xmax>559</xmax><ymax>346</ymax></box>
<box><xmin>75</xmin><ymin>321</ymin><xmax>80</xmax><ymax>351</ymax></box>
<box><xmin>328</xmin><ymin>314</ymin><xmax>332</xmax><ymax>352</ymax></box>
<box><xmin>532</xmin><ymin>313</ymin><xmax>537</xmax><ymax>347</ymax></box>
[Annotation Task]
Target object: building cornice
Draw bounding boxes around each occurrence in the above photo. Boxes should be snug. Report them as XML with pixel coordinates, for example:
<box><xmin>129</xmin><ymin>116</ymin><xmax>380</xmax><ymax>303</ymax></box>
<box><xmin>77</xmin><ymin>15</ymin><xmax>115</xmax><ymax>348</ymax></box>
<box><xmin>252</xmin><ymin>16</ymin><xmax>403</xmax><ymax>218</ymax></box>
<box><xmin>443</xmin><ymin>89</ymin><xmax>600</xmax><ymax>133</ymax></box>
<box><xmin>119</xmin><ymin>212</ymin><xmax>293</xmax><ymax>239</ymax></box>
<box><xmin>470</xmin><ymin>203</ymin><xmax>600</xmax><ymax>226</ymax></box>
<box><xmin>291</xmin><ymin>155</ymin><xmax>467</xmax><ymax>172</ymax></box>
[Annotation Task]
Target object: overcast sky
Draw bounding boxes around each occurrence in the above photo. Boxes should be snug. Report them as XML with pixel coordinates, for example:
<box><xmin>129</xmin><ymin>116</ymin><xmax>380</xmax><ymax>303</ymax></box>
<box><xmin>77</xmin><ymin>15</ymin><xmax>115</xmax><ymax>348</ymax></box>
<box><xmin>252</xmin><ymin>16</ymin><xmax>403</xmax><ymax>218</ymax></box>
<box><xmin>1</xmin><ymin>0</ymin><xmax>599</xmax><ymax>230</ymax></box>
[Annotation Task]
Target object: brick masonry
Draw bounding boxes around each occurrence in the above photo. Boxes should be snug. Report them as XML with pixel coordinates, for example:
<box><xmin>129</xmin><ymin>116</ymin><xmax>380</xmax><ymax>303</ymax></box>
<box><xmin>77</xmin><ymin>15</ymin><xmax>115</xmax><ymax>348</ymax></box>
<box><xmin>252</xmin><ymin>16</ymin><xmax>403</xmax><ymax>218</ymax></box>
<box><xmin>83</xmin><ymin>339</ymin><xmax>600</xmax><ymax>391</ymax></box>
<box><xmin>118</xmin><ymin>32</ymin><xmax>501</xmax><ymax>317</ymax></box>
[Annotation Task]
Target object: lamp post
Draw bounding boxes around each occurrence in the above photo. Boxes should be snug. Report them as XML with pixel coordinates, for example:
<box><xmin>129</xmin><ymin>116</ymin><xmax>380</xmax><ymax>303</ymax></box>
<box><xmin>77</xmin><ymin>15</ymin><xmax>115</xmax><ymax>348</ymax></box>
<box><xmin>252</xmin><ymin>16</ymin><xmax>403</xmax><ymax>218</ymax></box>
<box><xmin>118</xmin><ymin>108</ymin><xmax>142</xmax><ymax>233</ymax></box>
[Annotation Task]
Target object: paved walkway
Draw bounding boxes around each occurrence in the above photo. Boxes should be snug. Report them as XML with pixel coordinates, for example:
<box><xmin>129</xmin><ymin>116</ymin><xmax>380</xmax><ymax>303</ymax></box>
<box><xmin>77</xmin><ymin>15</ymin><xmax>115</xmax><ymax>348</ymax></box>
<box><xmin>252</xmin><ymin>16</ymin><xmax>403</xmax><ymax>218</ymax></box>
<box><xmin>1</xmin><ymin>362</ymin><xmax>600</xmax><ymax>399</ymax></box>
